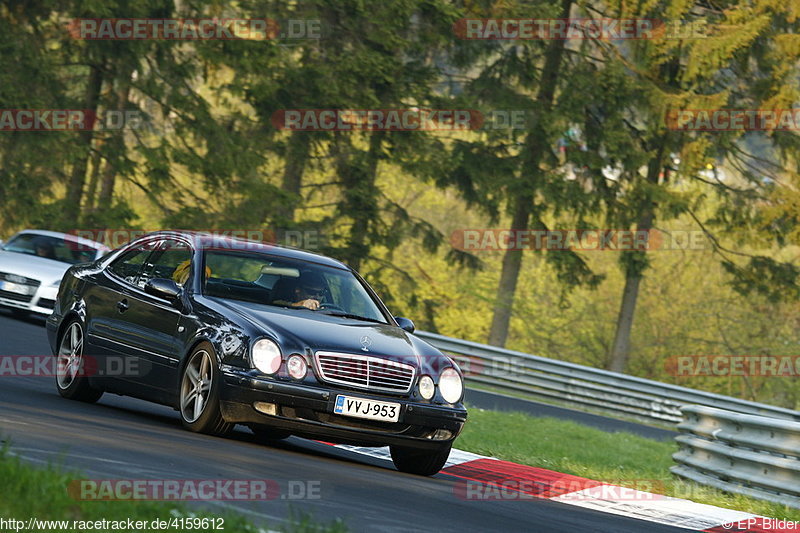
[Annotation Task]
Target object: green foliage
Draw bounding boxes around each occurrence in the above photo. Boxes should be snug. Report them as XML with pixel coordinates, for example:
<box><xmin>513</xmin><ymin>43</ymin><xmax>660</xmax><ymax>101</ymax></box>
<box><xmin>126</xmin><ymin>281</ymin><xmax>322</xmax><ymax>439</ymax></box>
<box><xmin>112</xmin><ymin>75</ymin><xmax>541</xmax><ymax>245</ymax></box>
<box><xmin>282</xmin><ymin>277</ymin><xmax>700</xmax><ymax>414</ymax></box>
<box><xmin>0</xmin><ymin>0</ymin><xmax>799</xmax><ymax>404</ymax></box>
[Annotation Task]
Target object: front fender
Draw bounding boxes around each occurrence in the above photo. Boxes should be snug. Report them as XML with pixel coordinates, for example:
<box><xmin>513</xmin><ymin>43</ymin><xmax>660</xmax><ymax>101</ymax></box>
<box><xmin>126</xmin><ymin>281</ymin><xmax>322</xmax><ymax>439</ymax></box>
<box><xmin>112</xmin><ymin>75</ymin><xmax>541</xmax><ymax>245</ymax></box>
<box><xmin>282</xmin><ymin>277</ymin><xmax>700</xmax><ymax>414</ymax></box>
<box><xmin>46</xmin><ymin>291</ymin><xmax>87</xmax><ymax>355</ymax></box>
<box><xmin>179</xmin><ymin>318</ymin><xmax>252</xmax><ymax>377</ymax></box>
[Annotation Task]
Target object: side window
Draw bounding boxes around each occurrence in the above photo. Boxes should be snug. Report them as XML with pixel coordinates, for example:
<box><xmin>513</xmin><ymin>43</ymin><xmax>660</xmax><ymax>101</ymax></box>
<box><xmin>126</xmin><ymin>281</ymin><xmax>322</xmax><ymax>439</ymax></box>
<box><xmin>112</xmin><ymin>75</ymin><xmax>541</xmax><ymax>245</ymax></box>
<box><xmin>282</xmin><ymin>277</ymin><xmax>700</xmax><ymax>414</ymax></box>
<box><xmin>107</xmin><ymin>248</ymin><xmax>151</xmax><ymax>286</ymax></box>
<box><xmin>139</xmin><ymin>240</ymin><xmax>194</xmax><ymax>289</ymax></box>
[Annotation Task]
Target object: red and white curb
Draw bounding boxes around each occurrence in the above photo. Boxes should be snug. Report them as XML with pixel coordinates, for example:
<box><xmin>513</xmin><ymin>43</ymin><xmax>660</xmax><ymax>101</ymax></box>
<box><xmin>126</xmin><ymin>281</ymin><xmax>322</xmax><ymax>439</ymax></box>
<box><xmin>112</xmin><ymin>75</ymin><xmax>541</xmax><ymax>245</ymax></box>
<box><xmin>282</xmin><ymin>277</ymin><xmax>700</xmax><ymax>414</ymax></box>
<box><xmin>320</xmin><ymin>443</ymin><xmax>799</xmax><ymax>532</ymax></box>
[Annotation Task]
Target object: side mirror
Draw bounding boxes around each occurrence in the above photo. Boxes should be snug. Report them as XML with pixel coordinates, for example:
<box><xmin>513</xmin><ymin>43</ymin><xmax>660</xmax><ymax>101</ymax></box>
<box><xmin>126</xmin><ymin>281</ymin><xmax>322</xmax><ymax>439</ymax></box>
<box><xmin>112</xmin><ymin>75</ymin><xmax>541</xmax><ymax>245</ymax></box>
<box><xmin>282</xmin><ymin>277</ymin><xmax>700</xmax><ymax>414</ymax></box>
<box><xmin>145</xmin><ymin>278</ymin><xmax>182</xmax><ymax>306</ymax></box>
<box><xmin>395</xmin><ymin>317</ymin><xmax>415</xmax><ymax>333</ymax></box>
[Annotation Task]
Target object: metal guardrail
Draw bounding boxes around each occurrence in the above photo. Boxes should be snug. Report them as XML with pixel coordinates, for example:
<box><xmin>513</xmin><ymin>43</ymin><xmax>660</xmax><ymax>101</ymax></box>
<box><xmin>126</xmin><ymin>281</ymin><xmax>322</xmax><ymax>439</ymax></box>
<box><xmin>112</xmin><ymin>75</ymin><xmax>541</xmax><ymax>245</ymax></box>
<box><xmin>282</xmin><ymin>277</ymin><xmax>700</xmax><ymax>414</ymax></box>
<box><xmin>415</xmin><ymin>331</ymin><xmax>800</xmax><ymax>425</ymax></box>
<box><xmin>671</xmin><ymin>405</ymin><xmax>800</xmax><ymax>509</ymax></box>
<box><xmin>415</xmin><ymin>331</ymin><xmax>800</xmax><ymax>506</ymax></box>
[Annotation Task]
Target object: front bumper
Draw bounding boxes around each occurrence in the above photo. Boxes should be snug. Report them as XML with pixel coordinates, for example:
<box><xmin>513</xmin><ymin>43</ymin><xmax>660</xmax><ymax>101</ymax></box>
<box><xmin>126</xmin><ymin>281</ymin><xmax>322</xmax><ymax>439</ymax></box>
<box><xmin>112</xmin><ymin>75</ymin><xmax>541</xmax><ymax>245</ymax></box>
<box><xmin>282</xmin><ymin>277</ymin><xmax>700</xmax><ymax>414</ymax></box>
<box><xmin>0</xmin><ymin>285</ymin><xmax>57</xmax><ymax>316</ymax></box>
<box><xmin>220</xmin><ymin>367</ymin><xmax>467</xmax><ymax>449</ymax></box>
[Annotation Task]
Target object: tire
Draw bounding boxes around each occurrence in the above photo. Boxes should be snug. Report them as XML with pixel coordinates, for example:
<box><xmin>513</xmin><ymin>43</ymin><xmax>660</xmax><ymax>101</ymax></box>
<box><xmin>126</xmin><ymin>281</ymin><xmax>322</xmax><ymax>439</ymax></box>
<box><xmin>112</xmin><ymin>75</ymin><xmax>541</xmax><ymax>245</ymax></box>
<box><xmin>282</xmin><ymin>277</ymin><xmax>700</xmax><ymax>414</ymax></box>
<box><xmin>248</xmin><ymin>424</ymin><xmax>291</xmax><ymax>442</ymax></box>
<box><xmin>179</xmin><ymin>342</ymin><xmax>232</xmax><ymax>436</ymax></box>
<box><xmin>55</xmin><ymin>320</ymin><xmax>103</xmax><ymax>403</ymax></box>
<box><xmin>390</xmin><ymin>442</ymin><xmax>452</xmax><ymax>476</ymax></box>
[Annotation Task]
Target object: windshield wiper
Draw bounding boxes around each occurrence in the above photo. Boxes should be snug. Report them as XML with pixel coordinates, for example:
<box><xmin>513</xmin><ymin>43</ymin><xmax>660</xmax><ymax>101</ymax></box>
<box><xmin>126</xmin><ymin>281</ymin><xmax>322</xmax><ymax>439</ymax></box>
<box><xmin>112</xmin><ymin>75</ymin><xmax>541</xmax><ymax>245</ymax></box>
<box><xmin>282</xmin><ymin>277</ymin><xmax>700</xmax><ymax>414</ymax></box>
<box><xmin>320</xmin><ymin>311</ymin><xmax>384</xmax><ymax>324</ymax></box>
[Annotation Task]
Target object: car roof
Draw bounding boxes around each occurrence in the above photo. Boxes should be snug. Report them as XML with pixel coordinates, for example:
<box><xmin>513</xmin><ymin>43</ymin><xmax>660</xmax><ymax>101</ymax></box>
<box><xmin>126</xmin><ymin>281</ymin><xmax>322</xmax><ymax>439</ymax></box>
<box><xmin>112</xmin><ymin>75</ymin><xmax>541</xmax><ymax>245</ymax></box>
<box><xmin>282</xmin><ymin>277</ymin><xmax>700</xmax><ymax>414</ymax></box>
<box><xmin>11</xmin><ymin>229</ymin><xmax>109</xmax><ymax>250</ymax></box>
<box><xmin>141</xmin><ymin>231</ymin><xmax>350</xmax><ymax>270</ymax></box>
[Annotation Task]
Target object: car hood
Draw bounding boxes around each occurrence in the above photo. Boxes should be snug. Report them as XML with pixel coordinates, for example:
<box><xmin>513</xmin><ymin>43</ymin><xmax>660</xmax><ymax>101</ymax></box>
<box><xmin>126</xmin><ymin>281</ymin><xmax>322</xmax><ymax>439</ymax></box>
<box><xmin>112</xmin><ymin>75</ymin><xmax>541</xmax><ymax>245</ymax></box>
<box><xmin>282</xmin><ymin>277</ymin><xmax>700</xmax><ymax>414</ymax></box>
<box><xmin>0</xmin><ymin>250</ymin><xmax>69</xmax><ymax>283</ymax></box>
<box><xmin>217</xmin><ymin>299</ymin><xmax>450</xmax><ymax>371</ymax></box>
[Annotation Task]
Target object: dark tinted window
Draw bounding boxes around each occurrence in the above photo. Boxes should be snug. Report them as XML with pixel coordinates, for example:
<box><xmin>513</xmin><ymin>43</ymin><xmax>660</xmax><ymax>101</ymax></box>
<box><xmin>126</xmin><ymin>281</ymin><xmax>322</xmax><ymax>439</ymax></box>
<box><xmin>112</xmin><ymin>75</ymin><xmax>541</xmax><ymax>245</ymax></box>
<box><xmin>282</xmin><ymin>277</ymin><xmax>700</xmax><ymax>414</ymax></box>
<box><xmin>203</xmin><ymin>250</ymin><xmax>387</xmax><ymax>323</ymax></box>
<box><xmin>139</xmin><ymin>240</ymin><xmax>193</xmax><ymax>288</ymax></box>
<box><xmin>107</xmin><ymin>248</ymin><xmax>151</xmax><ymax>286</ymax></box>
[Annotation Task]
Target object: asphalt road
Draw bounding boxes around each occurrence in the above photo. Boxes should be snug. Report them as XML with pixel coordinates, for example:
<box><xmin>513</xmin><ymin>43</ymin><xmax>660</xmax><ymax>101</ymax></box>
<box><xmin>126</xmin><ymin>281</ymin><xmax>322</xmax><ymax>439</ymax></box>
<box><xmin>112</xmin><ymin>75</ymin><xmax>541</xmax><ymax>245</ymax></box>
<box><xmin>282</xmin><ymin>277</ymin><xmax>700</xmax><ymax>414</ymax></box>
<box><xmin>0</xmin><ymin>309</ymin><xmax>690</xmax><ymax>532</ymax></box>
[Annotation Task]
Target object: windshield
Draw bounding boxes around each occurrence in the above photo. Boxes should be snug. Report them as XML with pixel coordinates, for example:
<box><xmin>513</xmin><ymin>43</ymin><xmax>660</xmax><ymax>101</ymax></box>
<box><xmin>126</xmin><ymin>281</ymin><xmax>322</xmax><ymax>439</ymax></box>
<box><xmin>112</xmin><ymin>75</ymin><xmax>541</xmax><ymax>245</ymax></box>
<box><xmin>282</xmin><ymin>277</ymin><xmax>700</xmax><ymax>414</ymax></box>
<box><xmin>1</xmin><ymin>233</ymin><xmax>100</xmax><ymax>265</ymax></box>
<box><xmin>203</xmin><ymin>251</ymin><xmax>388</xmax><ymax>324</ymax></box>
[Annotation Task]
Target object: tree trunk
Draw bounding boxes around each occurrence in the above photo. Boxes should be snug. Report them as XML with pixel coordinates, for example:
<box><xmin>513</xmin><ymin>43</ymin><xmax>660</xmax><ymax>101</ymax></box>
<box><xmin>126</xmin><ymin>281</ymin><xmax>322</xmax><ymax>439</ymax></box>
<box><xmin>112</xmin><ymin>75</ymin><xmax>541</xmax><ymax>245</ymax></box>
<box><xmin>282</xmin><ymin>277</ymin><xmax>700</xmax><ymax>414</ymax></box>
<box><xmin>97</xmin><ymin>75</ymin><xmax>133</xmax><ymax>210</ymax></box>
<box><xmin>0</xmin><ymin>132</ymin><xmax>21</xmax><ymax>221</ymax></box>
<box><xmin>487</xmin><ymin>0</ymin><xmax>572</xmax><ymax>347</ymax></box>
<box><xmin>338</xmin><ymin>132</ymin><xmax>382</xmax><ymax>271</ymax></box>
<box><xmin>488</xmin><ymin>193</ymin><xmax>532</xmax><ymax>346</ymax></box>
<box><xmin>63</xmin><ymin>63</ymin><xmax>104</xmax><ymax>225</ymax></box>
<box><xmin>83</xmin><ymin>143</ymin><xmax>105</xmax><ymax>215</ymax></box>
<box><xmin>607</xmin><ymin>211</ymin><xmax>653</xmax><ymax>373</ymax></box>
<box><xmin>277</xmin><ymin>133</ymin><xmax>312</xmax><ymax>223</ymax></box>
<box><xmin>607</xmin><ymin>142</ymin><xmax>667</xmax><ymax>373</ymax></box>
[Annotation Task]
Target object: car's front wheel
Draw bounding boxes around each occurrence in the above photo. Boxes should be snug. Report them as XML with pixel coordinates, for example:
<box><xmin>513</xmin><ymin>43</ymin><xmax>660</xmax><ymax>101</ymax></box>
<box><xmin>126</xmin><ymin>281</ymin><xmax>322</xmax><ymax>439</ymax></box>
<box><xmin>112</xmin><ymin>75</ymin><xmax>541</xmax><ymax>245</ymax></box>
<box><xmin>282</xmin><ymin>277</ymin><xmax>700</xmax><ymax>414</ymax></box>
<box><xmin>390</xmin><ymin>442</ymin><xmax>452</xmax><ymax>476</ymax></box>
<box><xmin>179</xmin><ymin>342</ymin><xmax>232</xmax><ymax>436</ymax></box>
<box><xmin>55</xmin><ymin>320</ymin><xmax>103</xmax><ymax>403</ymax></box>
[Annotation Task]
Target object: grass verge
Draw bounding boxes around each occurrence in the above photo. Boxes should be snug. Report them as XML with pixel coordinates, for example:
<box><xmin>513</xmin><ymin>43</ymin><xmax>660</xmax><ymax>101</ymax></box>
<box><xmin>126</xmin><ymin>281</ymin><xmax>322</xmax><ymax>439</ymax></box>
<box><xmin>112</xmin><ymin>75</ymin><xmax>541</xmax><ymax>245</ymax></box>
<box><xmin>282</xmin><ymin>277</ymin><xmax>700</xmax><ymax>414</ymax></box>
<box><xmin>0</xmin><ymin>445</ymin><xmax>346</xmax><ymax>533</ymax></box>
<box><xmin>454</xmin><ymin>407</ymin><xmax>800</xmax><ymax>521</ymax></box>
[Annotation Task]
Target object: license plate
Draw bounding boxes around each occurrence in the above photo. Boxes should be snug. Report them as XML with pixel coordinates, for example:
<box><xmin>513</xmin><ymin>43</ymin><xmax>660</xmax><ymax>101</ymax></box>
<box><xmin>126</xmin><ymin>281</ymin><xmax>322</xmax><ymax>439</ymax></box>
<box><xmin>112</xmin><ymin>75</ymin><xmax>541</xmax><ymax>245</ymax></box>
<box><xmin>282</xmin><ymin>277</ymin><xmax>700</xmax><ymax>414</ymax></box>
<box><xmin>0</xmin><ymin>281</ymin><xmax>32</xmax><ymax>295</ymax></box>
<box><xmin>334</xmin><ymin>395</ymin><xmax>400</xmax><ymax>422</ymax></box>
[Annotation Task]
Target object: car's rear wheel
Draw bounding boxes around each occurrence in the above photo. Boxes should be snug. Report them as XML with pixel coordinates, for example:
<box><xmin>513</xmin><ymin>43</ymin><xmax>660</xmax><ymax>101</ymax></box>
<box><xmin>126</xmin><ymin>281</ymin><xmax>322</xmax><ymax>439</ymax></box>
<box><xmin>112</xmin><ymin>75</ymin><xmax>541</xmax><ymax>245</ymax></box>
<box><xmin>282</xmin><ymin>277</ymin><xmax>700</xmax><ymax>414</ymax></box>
<box><xmin>179</xmin><ymin>343</ymin><xmax>232</xmax><ymax>436</ymax></box>
<box><xmin>390</xmin><ymin>442</ymin><xmax>452</xmax><ymax>476</ymax></box>
<box><xmin>248</xmin><ymin>424</ymin><xmax>291</xmax><ymax>442</ymax></box>
<box><xmin>55</xmin><ymin>321</ymin><xmax>103</xmax><ymax>403</ymax></box>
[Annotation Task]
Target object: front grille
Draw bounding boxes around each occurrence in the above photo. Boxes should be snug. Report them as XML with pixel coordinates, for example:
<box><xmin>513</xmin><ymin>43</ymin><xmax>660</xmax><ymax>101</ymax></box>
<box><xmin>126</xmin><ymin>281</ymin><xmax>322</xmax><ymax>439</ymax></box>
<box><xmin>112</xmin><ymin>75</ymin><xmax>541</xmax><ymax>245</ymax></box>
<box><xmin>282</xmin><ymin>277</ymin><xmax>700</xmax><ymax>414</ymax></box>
<box><xmin>315</xmin><ymin>352</ymin><xmax>415</xmax><ymax>393</ymax></box>
<box><xmin>0</xmin><ymin>291</ymin><xmax>34</xmax><ymax>303</ymax></box>
<box><xmin>0</xmin><ymin>271</ymin><xmax>40</xmax><ymax>304</ymax></box>
<box><xmin>0</xmin><ymin>272</ymin><xmax>40</xmax><ymax>286</ymax></box>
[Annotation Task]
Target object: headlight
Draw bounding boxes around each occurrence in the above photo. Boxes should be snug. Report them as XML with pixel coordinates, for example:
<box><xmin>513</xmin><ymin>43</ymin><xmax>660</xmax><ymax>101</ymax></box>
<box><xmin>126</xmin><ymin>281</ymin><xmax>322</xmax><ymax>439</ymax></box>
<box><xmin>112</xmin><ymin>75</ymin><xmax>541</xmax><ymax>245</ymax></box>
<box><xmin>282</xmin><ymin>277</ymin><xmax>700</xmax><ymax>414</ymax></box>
<box><xmin>252</xmin><ymin>339</ymin><xmax>281</xmax><ymax>375</ymax></box>
<box><xmin>418</xmin><ymin>375</ymin><xmax>435</xmax><ymax>400</ymax></box>
<box><xmin>287</xmin><ymin>355</ymin><xmax>307</xmax><ymax>379</ymax></box>
<box><xmin>439</xmin><ymin>368</ymin><xmax>463</xmax><ymax>403</ymax></box>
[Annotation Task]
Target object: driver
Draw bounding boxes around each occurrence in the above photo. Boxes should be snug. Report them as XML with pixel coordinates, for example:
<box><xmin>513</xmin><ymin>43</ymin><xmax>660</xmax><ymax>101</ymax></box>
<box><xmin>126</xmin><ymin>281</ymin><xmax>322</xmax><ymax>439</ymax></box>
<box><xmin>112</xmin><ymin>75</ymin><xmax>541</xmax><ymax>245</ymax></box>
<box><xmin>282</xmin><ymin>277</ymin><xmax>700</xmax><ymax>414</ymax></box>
<box><xmin>288</xmin><ymin>272</ymin><xmax>328</xmax><ymax>310</ymax></box>
<box><xmin>35</xmin><ymin>241</ymin><xmax>57</xmax><ymax>260</ymax></box>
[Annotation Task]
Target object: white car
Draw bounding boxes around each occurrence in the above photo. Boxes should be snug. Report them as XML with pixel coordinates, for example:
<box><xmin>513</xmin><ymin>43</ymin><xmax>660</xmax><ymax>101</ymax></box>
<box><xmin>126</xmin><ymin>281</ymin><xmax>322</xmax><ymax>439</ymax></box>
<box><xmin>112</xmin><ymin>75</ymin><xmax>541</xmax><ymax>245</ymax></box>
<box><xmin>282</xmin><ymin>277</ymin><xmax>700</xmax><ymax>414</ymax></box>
<box><xmin>0</xmin><ymin>230</ymin><xmax>109</xmax><ymax>316</ymax></box>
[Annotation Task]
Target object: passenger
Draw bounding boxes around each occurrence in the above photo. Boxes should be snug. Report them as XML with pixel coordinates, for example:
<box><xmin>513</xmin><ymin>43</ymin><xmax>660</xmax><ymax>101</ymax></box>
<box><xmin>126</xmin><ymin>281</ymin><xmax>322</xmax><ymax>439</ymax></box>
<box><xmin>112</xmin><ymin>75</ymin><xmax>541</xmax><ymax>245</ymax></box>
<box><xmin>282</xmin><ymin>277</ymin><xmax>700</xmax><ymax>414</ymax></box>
<box><xmin>172</xmin><ymin>260</ymin><xmax>211</xmax><ymax>286</ymax></box>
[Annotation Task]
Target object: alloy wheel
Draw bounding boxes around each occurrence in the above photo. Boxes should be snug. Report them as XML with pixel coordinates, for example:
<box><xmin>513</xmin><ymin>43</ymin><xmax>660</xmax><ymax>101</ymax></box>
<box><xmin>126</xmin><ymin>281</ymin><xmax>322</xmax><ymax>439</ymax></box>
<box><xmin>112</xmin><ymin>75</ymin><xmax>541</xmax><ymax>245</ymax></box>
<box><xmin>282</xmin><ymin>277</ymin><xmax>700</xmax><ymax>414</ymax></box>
<box><xmin>56</xmin><ymin>323</ymin><xmax>84</xmax><ymax>390</ymax></box>
<box><xmin>180</xmin><ymin>350</ymin><xmax>213</xmax><ymax>423</ymax></box>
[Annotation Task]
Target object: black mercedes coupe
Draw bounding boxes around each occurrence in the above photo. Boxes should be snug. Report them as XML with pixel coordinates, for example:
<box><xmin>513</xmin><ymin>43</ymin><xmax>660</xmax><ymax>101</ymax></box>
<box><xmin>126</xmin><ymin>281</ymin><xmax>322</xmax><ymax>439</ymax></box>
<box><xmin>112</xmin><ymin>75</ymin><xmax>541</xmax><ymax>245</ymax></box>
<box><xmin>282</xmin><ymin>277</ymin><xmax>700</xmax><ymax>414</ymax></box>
<box><xmin>46</xmin><ymin>231</ymin><xmax>467</xmax><ymax>475</ymax></box>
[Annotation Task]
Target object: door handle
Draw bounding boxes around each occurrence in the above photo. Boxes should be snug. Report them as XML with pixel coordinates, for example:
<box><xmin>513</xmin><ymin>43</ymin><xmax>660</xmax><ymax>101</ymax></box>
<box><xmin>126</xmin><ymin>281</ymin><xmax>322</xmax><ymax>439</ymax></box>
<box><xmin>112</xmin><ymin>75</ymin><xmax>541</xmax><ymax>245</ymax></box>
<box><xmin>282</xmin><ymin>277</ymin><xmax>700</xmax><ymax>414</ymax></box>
<box><xmin>116</xmin><ymin>299</ymin><xmax>129</xmax><ymax>312</ymax></box>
